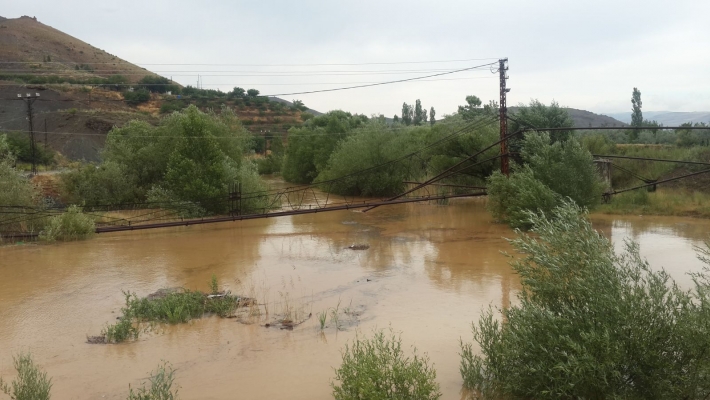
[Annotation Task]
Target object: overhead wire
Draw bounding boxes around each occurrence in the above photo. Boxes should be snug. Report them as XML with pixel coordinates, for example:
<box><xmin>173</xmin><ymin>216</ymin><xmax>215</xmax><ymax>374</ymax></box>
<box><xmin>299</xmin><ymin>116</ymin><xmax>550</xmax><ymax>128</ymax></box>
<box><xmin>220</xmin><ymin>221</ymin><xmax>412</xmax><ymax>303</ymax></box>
<box><xmin>0</xmin><ymin>57</ymin><xmax>500</xmax><ymax>66</ymax></box>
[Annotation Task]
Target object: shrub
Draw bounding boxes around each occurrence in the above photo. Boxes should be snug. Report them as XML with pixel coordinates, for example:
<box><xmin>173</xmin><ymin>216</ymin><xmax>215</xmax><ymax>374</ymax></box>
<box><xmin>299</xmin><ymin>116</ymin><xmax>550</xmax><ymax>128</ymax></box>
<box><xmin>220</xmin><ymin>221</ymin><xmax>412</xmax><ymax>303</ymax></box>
<box><xmin>332</xmin><ymin>329</ymin><xmax>441</xmax><ymax>400</ymax></box>
<box><xmin>0</xmin><ymin>353</ymin><xmax>52</xmax><ymax>400</ymax></box>
<box><xmin>138</xmin><ymin>75</ymin><xmax>177</xmax><ymax>94</ymax></box>
<box><xmin>103</xmin><ymin>316</ymin><xmax>138</xmax><ymax>344</ymax></box>
<box><xmin>282</xmin><ymin>111</ymin><xmax>368</xmax><ymax>184</ymax></box>
<box><xmin>60</xmin><ymin>161</ymin><xmax>139</xmax><ymax>207</ymax></box>
<box><xmin>124</xmin><ymin>89</ymin><xmax>151</xmax><ymax>105</ymax></box>
<box><xmin>127</xmin><ymin>362</ymin><xmax>178</xmax><ymax>400</ymax></box>
<box><xmin>39</xmin><ymin>205</ymin><xmax>95</xmax><ymax>241</ymax></box>
<box><xmin>256</xmin><ymin>154</ymin><xmax>282</xmax><ymax>175</ymax></box>
<box><xmin>159</xmin><ymin>101</ymin><xmax>186</xmax><ymax>114</ymax></box>
<box><xmin>461</xmin><ymin>201</ymin><xmax>710</xmax><ymax>399</ymax></box>
<box><xmin>63</xmin><ymin>106</ymin><xmax>261</xmax><ymax>215</ymax></box>
<box><xmin>486</xmin><ymin>167</ymin><xmax>560</xmax><ymax>229</ymax></box>
<box><xmin>521</xmin><ymin>132</ymin><xmax>605</xmax><ymax>209</ymax></box>
<box><xmin>0</xmin><ymin>160</ymin><xmax>43</xmax><ymax>236</ymax></box>
<box><xmin>4</xmin><ymin>134</ymin><xmax>55</xmax><ymax>165</ymax></box>
<box><xmin>316</xmin><ymin>122</ymin><xmax>422</xmax><ymax>196</ymax></box>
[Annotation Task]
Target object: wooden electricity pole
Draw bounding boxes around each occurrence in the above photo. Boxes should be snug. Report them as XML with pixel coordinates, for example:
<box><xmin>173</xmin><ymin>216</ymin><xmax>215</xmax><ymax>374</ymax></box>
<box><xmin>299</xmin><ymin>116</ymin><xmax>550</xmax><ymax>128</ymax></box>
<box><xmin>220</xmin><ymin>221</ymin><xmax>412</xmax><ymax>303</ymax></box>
<box><xmin>498</xmin><ymin>58</ymin><xmax>510</xmax><ymax>176</ymax></box>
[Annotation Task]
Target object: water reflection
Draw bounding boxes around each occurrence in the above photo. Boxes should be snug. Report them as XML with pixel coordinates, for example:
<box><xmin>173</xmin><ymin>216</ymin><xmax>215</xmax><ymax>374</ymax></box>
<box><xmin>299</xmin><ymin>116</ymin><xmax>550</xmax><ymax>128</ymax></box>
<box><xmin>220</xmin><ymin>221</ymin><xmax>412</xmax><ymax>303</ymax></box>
<box><xmin>592</xmin><ymin>214</ymin><xmax>710</xmax><ymax>289</ymax></box>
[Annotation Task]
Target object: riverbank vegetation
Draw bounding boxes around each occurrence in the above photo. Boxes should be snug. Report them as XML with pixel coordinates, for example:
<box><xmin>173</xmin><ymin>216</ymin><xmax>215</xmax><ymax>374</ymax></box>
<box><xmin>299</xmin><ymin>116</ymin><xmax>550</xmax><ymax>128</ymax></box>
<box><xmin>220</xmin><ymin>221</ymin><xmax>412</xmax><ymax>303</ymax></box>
<box><xmin>461</xmin><ymin>202</ymin><xmax>710</xmax><ymax>399</ymax></box>
<box><xmin>487</xmin><ymin>132</ymin><xmax>605</xmax><ymax>228</ymax></box>
<box><xmin>597</xmin><ymin>188</ymin><xmax>710</xmax><ymax>218</ymax></box>
<box><xmin>0</xmin><ymin>355</ymin><xmax>179</xmax><ymax>400</ymax></box>
<box><xmin>332</xmin><ymin>329</ymin><xmax>441</xmax><ymax>400</ymax></box>
<box><xmin>0</xmin><ymin>353</ymin><xmax>52</xmax><ymax>400</ymax></box>
<box><xmin>60</xmin><ymin>105</ymin><xmax>270</xmax><ymax>216</ymax></box>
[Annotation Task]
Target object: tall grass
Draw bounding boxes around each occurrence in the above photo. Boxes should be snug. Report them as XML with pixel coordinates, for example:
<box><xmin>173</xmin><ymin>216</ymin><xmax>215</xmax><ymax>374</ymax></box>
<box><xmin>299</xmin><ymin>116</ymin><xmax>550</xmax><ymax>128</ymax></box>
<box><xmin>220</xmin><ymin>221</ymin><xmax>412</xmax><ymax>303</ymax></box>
<box><xmin>127</xmin><ymin>362</ymin><xmax>178</xmax><ymax>400</ymax></box>
<box><xmin>0</xmin><ymin>353</ymin><xmax>52</xmax><ymax>400</ymax></box>
<box><xmin>100</xmin><ymin>278</ymin><xmax>243</xmax><ymax>343</ymax></box>
<box><xmin>598</xmin><ymin>189</ymin><xmax>710</xmax><ymax>218</ymax></box>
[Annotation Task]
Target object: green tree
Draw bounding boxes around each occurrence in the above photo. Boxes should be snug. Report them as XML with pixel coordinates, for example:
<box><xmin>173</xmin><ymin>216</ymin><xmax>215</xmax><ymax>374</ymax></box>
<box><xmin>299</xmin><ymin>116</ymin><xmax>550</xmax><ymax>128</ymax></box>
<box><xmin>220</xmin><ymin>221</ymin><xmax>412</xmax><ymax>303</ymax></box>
<box><xmin>509</xmin><ymin>100</ymin><xmax>575</xmax><ymax>142</ymax></box>
<box><xmin>230</xmin><ymin>87</ymin><xmax>246</xmax><ymax>98</ymax></box>
<box><xmin>282</xmin><ymin>111</ymin><xmax>368</xmax><ymax>184</ymax></box>
<box><xmin>414</xmin><ymin>99</ymin><xmax>425</xmax><ymax>126</ymax></box>
<box><xmin>631</xmin><ymin>87</ymin><xmax>643</xmax><ymax>141</ymax></box>
<box><xmin>393</xmin><ymin>115</ymin><xmax>399</xmax><ymax>123</ymax></box>
<box><xmin>458</xmin><ymin>95</ymin><xmax>483</xmax><ymax>121</ymax></box>
<box><xmin>247</xmin><ymin>89</ymin><xmax>260</xmax><ymax>97</ymax></box>
<box><xmin>164</xmin><ymin>128</ymin><xmax>228</xmax><ymax>214</ymax></box>
<box><xmin>123</xmin><ymin>88</ymin><xmax>151</xmax><ymax>105</ymax></box>
<box><xmin>138</xmin><ymin>75</ymin><xmax>176</xmax><ymax>93</ymax></box>
<box><xmin>521</xmin><ymin>132</ymin><xmax>605</xmax><ymax>209</ymax></box>
<box><xmin>401</xmin><ymin>103</ymin><xmax>413</xmax><ymax>126</ymax></box>
<box><xmin>315</xmin><ymin>120</ymin><xmax>423</xmax><ymax>196</ymax></box>
<box><xmin>486</xmin><ymin>167</ymin><xmax>560</xmax><ymax>229</ymax></box>
<box><xmin>430</xmin><ymin>107</ymin><xmax>436</xmax><ymax>125</ymax></box>
<box><xmin>292</xmin><ymin>99</ymin><xmax>308</xmax><ymax>111</ymax></box>
<box><xmin>63</xmin><ymin>106</ymin><xmax>260</xmax><ymax>214</ymax></box>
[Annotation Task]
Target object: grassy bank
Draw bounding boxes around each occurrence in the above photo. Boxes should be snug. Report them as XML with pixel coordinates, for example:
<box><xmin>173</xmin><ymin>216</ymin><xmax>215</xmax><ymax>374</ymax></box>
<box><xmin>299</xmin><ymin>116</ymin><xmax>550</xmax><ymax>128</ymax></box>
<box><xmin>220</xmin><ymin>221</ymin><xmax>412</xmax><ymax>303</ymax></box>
<box><xmin>596</xmin><ymin>188</ymin><xmax>710</xmax><ymax>218</ymax></box>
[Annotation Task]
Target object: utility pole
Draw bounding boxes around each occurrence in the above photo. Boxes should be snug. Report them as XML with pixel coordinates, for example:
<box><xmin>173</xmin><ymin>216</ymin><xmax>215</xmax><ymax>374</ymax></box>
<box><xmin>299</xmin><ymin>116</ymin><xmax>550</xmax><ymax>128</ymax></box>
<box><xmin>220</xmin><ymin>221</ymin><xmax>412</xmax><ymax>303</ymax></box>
<box><xmin>18</xmin><ymin>92</ymin><xmax>40</xmax><ymax>175</ymax></box>
<box><xmin>498</xmin><ymin>58</ymin><xmax>510</xmax><ymax>176</ymax></box>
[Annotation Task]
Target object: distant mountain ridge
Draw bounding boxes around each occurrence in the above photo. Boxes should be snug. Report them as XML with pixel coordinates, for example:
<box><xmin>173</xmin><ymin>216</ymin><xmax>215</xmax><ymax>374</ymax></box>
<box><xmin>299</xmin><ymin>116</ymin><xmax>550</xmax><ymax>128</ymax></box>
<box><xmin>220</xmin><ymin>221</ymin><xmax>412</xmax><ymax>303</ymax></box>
<box><xmin>509</xmin><ymin>107</ymin><xmax>627</xmax><ymax>128</ymax></box>
<box><xmin>604</xmin><ymin>111</ymin><xmax>710</xmax><ymax>126</ymax></box>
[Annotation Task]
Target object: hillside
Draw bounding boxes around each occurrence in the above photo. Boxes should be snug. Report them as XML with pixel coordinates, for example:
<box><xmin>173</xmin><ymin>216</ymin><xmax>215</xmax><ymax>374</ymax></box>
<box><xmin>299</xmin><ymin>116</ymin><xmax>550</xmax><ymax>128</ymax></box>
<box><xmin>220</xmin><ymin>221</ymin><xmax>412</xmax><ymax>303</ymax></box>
<box><xmin>508</xmin><ymin>107</ymin><xmax>627</xmax><ymax>128</ymax></box>
<box><xmin>563</xmin><ymin>108</ymin><xmax>626</xmax><ymax>128</ymax></box>
<box><xmin>605</xmin><ymin>111</ymin><xmax>710</xmax><ymax>126</ymax></box>
<box><xmin>0</xmin><ymin>16</ymin><xmax>311</xmax><ymax>161</ymax></box>
<box><xmin>0</xmin><ymin>15</ymin><xmax>156</xmax><ymax>83</ymax></box>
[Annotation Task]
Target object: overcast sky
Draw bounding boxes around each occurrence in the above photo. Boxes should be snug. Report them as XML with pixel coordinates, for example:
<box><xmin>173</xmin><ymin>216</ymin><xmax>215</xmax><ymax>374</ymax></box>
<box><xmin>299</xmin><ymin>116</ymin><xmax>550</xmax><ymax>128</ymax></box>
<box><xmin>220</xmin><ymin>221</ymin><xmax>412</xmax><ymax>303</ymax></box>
<box><xmin>4</xmin><ymin>0</ymin><xmax>710</xmax><ymax>117</ymax></box>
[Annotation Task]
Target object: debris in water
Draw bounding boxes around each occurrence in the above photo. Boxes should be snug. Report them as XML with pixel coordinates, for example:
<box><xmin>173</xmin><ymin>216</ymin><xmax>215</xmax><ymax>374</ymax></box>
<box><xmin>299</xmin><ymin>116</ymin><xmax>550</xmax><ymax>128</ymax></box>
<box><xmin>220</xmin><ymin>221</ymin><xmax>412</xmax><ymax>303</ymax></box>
<box><xmin>347</xmin><ymin>244</ymin><xmax>370</xmax><ymax>250</ymax></box>
<box><xmin>86</xmin><ymin>336</ymin><xmax>106</xmax><ymax>344</ymax></box>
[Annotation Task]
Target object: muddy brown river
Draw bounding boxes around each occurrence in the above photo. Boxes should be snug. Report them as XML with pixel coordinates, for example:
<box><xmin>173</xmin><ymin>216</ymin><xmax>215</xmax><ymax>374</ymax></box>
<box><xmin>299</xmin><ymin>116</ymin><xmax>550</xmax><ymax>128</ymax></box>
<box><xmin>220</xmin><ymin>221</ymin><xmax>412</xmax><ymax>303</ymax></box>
<box><xmin>1</xmin><ymin>197</ymin><xmax>708</xmax><ymax>399</ymax></box>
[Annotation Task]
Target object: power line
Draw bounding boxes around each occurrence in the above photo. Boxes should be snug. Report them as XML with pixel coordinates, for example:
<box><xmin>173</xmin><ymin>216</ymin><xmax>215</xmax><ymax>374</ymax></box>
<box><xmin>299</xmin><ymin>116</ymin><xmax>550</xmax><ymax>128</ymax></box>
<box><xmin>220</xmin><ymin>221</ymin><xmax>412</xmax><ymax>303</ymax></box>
<box><xmin>251</xmin><ymin>62</ymin><xmax>497</xmax><ymax>97</ymax></box>
<box><xmin>0</xmin><ymin>68</ymin><xmax>491</xmax><ymax>74</ymax></box>
<box><xmin>0</xmin><ymin>57</ymin><xmax>500</xmax><ymax>67</ymax></box>
<box><xmin>0</xmin><ymin>76</ymin><xmax>497</xmax><ymax>88</ymax></box>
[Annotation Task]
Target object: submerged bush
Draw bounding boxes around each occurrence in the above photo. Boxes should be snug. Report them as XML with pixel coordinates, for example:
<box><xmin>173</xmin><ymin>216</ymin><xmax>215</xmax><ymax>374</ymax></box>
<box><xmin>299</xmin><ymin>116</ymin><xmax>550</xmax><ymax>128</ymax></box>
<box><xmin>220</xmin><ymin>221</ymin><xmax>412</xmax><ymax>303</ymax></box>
<box><xmin>39</xmin><ymin>205</ymin><xmax>95</xmax><ymax>241</ymax></box>
<box><xmin>0</xmin><ymin>353</ymin><xmax>52</xmax><ymax>400</ymax></box>
<box><xmin>486</xmin><ymin>133</ymin><xmax>604</xmax><ymax>229</ymax></box>
<box><xmin>127</xmin><ymin>362</ymin><xmax>178</xmax><ymax>400</ymax></box>
<box><xmin>486</xmin><ymin>167</ymin><xmax>559</xmax><ymax>229</ymax></box>
<box><xmin>332</xmin><ymin>329</ymin><xmax>441</xmax><ymax>400</ymax></box>
<box><xmin>461</xmin><ymin>201</ymin><xmax>710</xmax><ymax>399</ymax></box>
<box><xmin>100</xmin><ymin>277</ymin><xmax>241</xmax><ymax>343</ymax></box>
<box><xmin>521</xmin><ymin>132</ymin><xmax>605</xmax><ymax>209</ymax></box>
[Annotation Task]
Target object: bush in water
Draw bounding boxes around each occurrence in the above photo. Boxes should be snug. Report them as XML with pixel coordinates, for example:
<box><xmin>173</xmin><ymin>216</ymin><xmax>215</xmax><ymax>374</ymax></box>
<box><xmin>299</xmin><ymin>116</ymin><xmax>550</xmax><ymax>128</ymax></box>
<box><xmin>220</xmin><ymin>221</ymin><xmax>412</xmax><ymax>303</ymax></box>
<box><xmin>127</xmin><ymin>362</ymin><xmax>179</xmax><ymax>400</ymax></box>
<box><xmin>486</xmin><ymin>132</ymin><xmax>604</xmax><ymax>229</ymax></box>
<box><xmin>39</xmin><ymin>205</ymin><xmax>95</xmax><ymax>241</ymax></box>
<box><xmin>521</xmin><ymin>132</ymin><xmax>605</xmax><ymax>209</ymax></box>
<box><xmin>461</xmin><ymin>201</ymin><xmax>710</xmax><ymax>399</ymax></box>
<box><xmin>486</xmin><ymin>166</ymin><xmax>560</xmax><ymax>229</ymax></box>
<box><xmin>0</xmin><ymin>353</ymin><xmax>52</xmax><ymax>400</ymax></box>
<box><xmin>332</xmin><ymin>329</ymin><xmax>441</xmax><ymax>400</ymax></box>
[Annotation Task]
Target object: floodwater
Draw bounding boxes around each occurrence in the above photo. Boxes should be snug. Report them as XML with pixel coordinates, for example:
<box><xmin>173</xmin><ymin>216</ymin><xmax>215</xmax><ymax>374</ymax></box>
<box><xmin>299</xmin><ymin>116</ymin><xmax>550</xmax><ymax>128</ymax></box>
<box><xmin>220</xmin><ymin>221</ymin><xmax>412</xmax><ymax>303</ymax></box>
<box><xmin>1</xmin><ymin>197</ymin><xmax>708</xmax><ymax>399</ymax></box>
